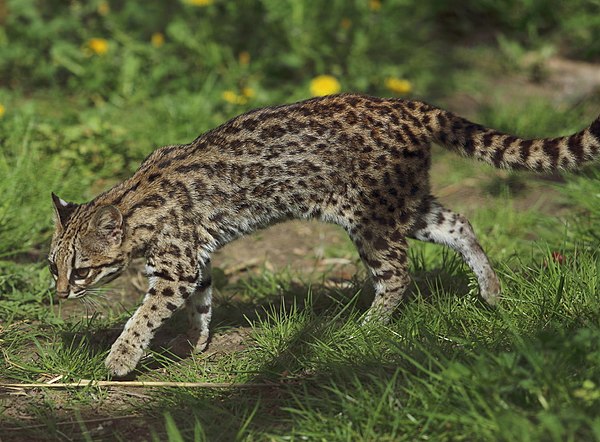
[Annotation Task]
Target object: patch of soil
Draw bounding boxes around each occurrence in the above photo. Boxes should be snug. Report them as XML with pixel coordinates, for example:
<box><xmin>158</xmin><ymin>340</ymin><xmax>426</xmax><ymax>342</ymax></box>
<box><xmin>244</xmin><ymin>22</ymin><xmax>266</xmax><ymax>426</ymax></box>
<box><xmin>498</xmin><ymin>56</ymin><xmax>600</xmax><ymax>105</ymax></box>
<box><xmin>204</xmin><ymin>327</ymin><xmax>253</xmax><ymax>357</ymax></box>
<box><xmin>0</xmin><ymin>377</ymin><xmax>151</xmax><ymax>439</ymax></box>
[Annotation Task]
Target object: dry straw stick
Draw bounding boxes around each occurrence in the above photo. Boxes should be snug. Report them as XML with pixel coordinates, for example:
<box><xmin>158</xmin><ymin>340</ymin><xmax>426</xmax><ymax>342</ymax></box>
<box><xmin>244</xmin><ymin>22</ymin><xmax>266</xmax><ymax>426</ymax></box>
<box><xmin>0</xmin><ymin>380</ymin><xmax>280</xmax><ymax>389</ymax></box>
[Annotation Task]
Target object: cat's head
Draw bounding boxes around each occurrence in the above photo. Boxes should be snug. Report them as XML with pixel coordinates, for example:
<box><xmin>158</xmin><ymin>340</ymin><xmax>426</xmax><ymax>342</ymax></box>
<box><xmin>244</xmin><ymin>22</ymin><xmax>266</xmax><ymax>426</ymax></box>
<box><xmin>48</xmin><ymin>193</ymin><xmax>130</xmax><ymax>299</ymax></box>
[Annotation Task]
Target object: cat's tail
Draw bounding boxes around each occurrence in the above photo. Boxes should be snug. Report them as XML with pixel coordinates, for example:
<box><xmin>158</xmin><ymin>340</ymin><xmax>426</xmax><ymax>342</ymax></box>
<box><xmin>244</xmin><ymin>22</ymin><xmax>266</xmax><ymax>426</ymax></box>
<box><xmin>421</xmin><ymin>104</ymin><xmax>600</xmax><ymax>172</ymax></box>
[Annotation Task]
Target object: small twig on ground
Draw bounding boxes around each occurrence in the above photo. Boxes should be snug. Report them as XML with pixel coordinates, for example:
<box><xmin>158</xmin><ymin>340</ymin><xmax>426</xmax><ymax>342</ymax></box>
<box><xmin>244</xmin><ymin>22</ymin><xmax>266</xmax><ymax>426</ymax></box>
<box><xmin>34</xmin><ymin>374</ymin><xmax>64</xmax><ymax>384</ymax></box>
<box><xmin>1</xmin><ymin>349</ymin><xmax>31</xmax><ymax>372</ymax></box>
<box><xmin>0</xmin><ymin>379</ymin><xmax>282</xmax><ymax>389</ymax></box>
<box><xmin>46</xmin><ymin>374</ymin><xmax>64</xmax><ymax>384</ymax></box>
<box><xmin>223</xmin><ymin>258</ymin><xmax>261</xmax><ymax>276</ymax></box>
<box><xmin>317</xmin><ymin>257</ymin><xmax>353</xmax><ymax>266</ymax></box>
<box><xmin>436</xmin><ymin>178</ymin><xmax>479</xmax><ymax>198</ymax></box>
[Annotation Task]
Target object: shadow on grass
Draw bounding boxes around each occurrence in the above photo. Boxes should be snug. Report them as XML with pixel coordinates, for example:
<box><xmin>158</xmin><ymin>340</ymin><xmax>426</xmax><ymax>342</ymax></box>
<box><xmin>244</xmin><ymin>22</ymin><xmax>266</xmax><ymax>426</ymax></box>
<box><xmin>1</xmin><ymin>262</ymin><xmax>481</xmax><ymax>440</ymax></box>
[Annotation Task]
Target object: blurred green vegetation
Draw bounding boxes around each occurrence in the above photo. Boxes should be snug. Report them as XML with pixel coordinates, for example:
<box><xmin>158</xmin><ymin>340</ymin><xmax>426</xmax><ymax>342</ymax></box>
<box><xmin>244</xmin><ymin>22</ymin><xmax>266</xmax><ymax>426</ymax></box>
<box><xmin>1</xmin><ymin>0</ymin><xmax>442</xmax><ymax>97</ymax></box>
<box><xmin>1</xmin><ymin>0</ymin><xmax>598</xmax><ymax>99</ymax></box>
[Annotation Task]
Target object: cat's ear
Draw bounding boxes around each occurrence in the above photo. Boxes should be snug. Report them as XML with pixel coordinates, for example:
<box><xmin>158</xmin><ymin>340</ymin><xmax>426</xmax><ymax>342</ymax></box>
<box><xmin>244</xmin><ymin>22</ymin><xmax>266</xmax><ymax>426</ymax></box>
<box><xmin>51</xmin><ymin>192</ymin><xmax>79</xmax><ymax>228</ymax></box>
<box><xmin>91</xmin><ymin>205</ymin><xmax>124</xmax><ymax>246</ymax></box>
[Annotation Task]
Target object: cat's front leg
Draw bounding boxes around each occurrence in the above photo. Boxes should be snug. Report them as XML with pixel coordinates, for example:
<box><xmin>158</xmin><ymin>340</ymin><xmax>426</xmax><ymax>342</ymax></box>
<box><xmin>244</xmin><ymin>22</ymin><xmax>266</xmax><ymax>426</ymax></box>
<box><xmin>105</xmin><ymin>264</ymin><xmax>199</xmax><ymax>377</ymax></box>
<box><xmin>168</xmin><ymin>260</ymin><xmax>213</xmax><ymax>356</ymax></box>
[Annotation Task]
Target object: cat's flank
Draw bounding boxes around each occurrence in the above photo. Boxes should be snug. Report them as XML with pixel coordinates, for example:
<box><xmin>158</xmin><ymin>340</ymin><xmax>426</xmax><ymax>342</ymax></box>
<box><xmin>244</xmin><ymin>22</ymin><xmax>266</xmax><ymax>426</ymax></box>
<box><xmin>48</xmin><ymin>94</ymin><xmax>600</xmax><ymax>376</ymax></box>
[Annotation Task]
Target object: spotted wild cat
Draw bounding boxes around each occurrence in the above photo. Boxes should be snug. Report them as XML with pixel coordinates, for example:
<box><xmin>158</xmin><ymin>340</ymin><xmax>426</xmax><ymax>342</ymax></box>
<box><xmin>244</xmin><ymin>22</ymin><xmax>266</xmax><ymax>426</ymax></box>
<box><xmin>48</xmin><ymin>94</ymin><xmax>600</xmax><ymax>376</ymax></box>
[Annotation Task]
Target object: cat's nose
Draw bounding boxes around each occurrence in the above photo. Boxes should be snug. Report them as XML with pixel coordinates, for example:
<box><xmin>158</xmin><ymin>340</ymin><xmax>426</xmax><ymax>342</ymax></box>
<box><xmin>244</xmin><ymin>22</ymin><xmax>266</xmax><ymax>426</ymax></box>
<box><xmin>56</xmin><ymin>291</ymin><xmax>69</xmax><ymax>299</ymax></box>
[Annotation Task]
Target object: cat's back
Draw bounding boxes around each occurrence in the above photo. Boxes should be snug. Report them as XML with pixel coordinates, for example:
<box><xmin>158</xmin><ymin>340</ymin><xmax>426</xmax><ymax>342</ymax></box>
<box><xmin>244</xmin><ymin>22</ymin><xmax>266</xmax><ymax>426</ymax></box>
<box><xmin>186</xmin><ymin>94</ymin><xmax>430</xmax><ymax>162</ymax></box>
<box><xmin>127</xmin><ymin>94</ymin><xmax>431</xmax><ymax>202</ymax></box>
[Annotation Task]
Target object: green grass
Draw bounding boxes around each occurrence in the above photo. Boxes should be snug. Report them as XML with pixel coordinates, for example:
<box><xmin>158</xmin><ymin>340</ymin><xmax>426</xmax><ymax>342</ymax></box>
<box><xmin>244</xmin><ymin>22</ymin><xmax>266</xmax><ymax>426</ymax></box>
<box><xmin>1</xmin><ymin>92</ymin><xmax>599</xmax><ymax>441</ymax></box>
<box><xmin>4</xmin><ymin>248</ymin><xmax>599</xmax><ymax>440</ymax></box>
<box><xmin>152</xmin><ymin>248</ymin><xmax>600</xmax><ymax>441</ymax></box>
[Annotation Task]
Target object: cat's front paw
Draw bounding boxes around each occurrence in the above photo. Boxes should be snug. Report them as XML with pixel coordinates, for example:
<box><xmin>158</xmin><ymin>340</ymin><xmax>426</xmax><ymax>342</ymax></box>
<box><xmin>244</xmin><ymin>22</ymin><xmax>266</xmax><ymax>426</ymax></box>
<box><xmin>105</xmin><ymin>339</ymin><xmax>144</xmax><ymax>377</ymax></box>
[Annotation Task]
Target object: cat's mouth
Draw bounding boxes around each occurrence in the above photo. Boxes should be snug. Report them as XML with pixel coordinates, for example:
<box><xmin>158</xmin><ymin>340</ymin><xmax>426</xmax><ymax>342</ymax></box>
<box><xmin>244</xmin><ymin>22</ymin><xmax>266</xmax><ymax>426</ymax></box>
<box><xmin>69</xmin><ymin>289</ymin><xmax>87</xmax><ymax>299</ymax></box>
<box><xmin>64</xmin><ymin>271</ymin><xmax>123</xmax><ymax>300</ymax></box>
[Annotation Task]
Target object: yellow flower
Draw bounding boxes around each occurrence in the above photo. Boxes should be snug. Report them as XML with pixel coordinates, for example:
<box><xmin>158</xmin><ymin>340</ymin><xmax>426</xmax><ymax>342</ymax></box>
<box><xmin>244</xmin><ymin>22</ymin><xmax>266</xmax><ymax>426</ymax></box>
<box><xmin>310</xmin><ymin>75</ymin><xmax>341</xmax><ymax>97</ymax></box>
<box><xmin>88</xmin><ymin>38</ymin><xmax>109</xmax><ymax>55</ymax></box>
<box><xmin>385</xmin><ymin>77</ymin><xmax>412</xmax><ymax>94</ymax></box>
<box><xmin>0</xmin><ymin>103</ymin><xmax>5</xmax><ymax>118</ymax></box>
<box><xmin>151</xmin><ymin>32</ymin><xmax>165</xmax><ymax>48</ymax></box>
<box><xmin>222</xmin><ymin>90</ymin><xmax>247</xmax><ymax>105</ymax></box>
<box><xmin>185</xmin><ymin>0</ymin><xmax>214</xmax><ymax>6</ymax></box>
<box><xmin>223</xmin><ymin>86</ymin><xmax>255</xmax><ymax>105</ymax></box>
<box><xmin>242</xmin><ymin>87</ymin><xmax>255</xmax><ymax>98</ymax></box>
<box><xmin>238</xmin><ymin>51</ymin><xmax>251</xmax><ymax>66</ymax></box>
<box><xmin>340</xmin><ymin>17</ymin><xmax>352</xmax><ymax>30</ymax></box>
<box><xmin>368</xmin><ymin>0</ymin><xmax>382</xmax><ymax>11</ymax></box>
<box><xmin>97</xmin><ymin>1</ymin><xmax>110</xmax><ymax>16</ymax></box>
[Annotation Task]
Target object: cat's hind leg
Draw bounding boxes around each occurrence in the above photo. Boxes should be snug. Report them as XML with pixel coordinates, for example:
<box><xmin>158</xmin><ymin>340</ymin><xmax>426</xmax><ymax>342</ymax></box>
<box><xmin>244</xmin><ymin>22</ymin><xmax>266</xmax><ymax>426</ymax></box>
<box><xmin>349</xmin><ymin>226</ymin><xmax>412</xmax><ymax>323</ymax></box>
<box><xmin>409</xmin><ymin>201</ymin><xmax>500</xmax><ymax>304</ymax></box>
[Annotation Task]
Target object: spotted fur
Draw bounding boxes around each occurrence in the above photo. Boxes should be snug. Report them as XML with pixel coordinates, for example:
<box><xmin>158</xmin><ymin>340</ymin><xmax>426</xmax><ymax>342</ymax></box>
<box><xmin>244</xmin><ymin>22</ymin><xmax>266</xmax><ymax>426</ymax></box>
<box><xmin>48</xmin><ymin>94</ymin><xmax>600</xmax><ymax>376</ymax></box>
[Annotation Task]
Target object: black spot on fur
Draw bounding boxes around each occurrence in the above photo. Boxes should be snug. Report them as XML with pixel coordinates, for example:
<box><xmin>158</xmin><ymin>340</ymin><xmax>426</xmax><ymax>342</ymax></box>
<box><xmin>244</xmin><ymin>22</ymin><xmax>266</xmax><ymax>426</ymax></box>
<box><xmin>492</xmin><ymin>146</ymin><xmax>506</xmax><ymax>167</ymax></box>
<box><xmin>196</xmin><ymin>305</ymin><xmax>210</xmax><ymax>314</ymax></box>
<box><xmin>568</xmin><ymin>133</ymin><xmax>584</xmax><ymax>162</ymax></box>
<box><xmin>519</xmin><ymin>140</ymin><xmax>533</xmax><ymax>164</ymax></box>
<box><xmin>151</xmin><ymin>270</ymin><xmax>175</xmax><ymax>281</ymax></box>
<box><xmin>482</xmin><ymin>132</ymin><xmax>495</xmax><ymax>148</ymax></box>
<box><xmin>198</xmin><ymin>278</ymin><xmax>212</xmax><ymax>291</ymax></box>
<box><xmin>179</xmin><ymin>286</ymin><xmax>190</xmax><ymax>298</ymax></box>
<box><xmin>373</xmin><ymin>236</ymin><xmax>389</xmax><ymax>251</ymax></box>
<box><xmin>542</xmin><ymin>139</ymin><xmax>560</xmax><ymax>168</ymax></box>
<box><xmin>503</xmin><ymin>136</ymin><xmax>517</xmax><ymax>148</ymax></box>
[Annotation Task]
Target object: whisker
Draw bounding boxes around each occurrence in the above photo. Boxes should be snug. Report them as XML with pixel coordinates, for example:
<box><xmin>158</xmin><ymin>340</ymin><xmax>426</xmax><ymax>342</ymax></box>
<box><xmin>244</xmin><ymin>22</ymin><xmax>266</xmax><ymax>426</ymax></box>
<box><xmin>85</xmin><ymin>292</ymin><xmax>111</xmax><ymax>309</ymax></box>
<box><xmin>91</xmin><ymin>299</ymin><xmax>102</xmax><ymax>310</ymax></box>
<box><xmin>87</xmin><ymin>289</ymin><xmax>109</xmax><ymax>296</ymax></box>
<box><xmin>87</xmin><ymin>287</ymin><xmax>111</xmax><ymax>294</ymax></box>
<box><xmin>89</xmin><ymin>292</ymin><xmax>108</xmax><ymax>301</ymax></box>
<box><xmin>78</xmin><ymin>297</ymin><xmax>94</xmax><ymax>314</ymax></box>
<box><xmin>89</xmin><ymin>297</ymin><xmax>102</xmax><ymax>311</ymax></box>
<box><xmin>87</xmin><ymin>288</ymin><xmax>113</xmax><ymax>294</ymax></box>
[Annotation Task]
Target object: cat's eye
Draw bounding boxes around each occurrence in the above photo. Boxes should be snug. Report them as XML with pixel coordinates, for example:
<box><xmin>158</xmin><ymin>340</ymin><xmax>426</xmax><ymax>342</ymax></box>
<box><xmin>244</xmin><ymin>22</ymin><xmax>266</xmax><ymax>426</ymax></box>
<box><xmin>72</xmin><ymin>267</ymin><xmax>91</xmax><ymax>280</ymax></box>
